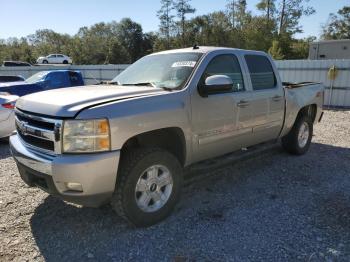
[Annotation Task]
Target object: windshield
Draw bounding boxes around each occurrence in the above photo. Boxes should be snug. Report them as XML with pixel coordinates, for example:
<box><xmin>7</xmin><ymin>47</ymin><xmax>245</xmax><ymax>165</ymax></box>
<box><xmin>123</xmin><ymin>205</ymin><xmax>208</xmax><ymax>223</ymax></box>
<box><xmin>111</xmin><ymin>52</ymin><xmax>203</xmax><ymax>90</ymax></box>
<box><xmin>25</xmin><ymin>71</ymin><xmax>48</xmax><ymax>84</ymax></box>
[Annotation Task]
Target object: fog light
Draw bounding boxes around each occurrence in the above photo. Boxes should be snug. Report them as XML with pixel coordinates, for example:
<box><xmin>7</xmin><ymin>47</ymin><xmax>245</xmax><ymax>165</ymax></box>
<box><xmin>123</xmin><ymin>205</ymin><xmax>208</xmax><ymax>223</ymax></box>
<box><xmin>65</xmin><ymin>182</ymin><xmax>83</xmax><ymax>192</ymax></box>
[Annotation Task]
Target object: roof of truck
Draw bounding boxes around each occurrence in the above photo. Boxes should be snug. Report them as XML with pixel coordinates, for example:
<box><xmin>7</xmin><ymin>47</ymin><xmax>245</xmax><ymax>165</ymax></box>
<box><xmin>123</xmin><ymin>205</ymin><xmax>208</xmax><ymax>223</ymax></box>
<box><xmin>152</xmin><ymin>46</ymin><xmax>267</xmax><ymax>56</ymax></box>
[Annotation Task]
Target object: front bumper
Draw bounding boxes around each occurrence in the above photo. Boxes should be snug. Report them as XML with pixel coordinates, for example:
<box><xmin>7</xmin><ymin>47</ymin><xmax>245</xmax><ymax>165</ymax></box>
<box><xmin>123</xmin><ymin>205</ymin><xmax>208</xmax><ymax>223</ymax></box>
<box><xmin>10</xmin><ymin>134</ymin><xmax>120</xmax><ymax>207</ymax></box>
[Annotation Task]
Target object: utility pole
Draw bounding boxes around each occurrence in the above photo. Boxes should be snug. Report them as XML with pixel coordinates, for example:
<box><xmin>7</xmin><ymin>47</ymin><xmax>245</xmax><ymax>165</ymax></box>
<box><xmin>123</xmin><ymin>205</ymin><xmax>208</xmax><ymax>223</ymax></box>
<box><xmin>279</xmin><ymin>0</ymin><xmax>286</xmax><ymax>35</ymax></box>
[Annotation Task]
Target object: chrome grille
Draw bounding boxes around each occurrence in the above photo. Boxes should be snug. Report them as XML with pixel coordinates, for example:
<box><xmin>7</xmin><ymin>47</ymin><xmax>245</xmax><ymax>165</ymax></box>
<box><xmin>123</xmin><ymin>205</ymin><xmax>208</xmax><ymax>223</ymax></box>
<box><xmin>15</xmin><ymin>110</ymin><xmax>63</xmax><ymax>154</ymax></box>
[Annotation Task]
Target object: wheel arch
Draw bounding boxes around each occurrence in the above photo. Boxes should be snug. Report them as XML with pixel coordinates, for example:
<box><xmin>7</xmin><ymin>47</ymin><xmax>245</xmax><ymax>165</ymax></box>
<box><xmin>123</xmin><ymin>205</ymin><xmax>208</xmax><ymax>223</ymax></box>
<box><xmin>120</xmin><ymin>127</ymin><xmax>187</xmax><ymax>167</ymax></box>
<box><xmin>296</xmin><ymin>104</ymin><xmax>317</xmax><ymax>123</ymax></box>
<box><xmin>280</xmin><ymin>103</ymin><xmax>318</xmax><ymax>138</ymax></box>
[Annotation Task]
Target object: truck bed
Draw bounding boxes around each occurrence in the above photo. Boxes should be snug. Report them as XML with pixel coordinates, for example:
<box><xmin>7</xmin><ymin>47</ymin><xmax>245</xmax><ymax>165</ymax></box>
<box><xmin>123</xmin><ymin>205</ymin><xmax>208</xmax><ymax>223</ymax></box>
<box><xmin>280</xmin><ymin>82</ymin><xmax>324</xmax><ymax>138</ymax></box>
<box><xmin>283</xmin><ymin>82</ymin><xmax>321</xmax><ymax>89</ymax></box>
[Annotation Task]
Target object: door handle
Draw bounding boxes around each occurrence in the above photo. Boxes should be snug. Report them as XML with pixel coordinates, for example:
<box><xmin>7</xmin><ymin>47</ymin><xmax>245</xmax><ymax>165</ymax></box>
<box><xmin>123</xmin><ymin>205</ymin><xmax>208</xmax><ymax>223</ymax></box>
<box><xmin>237</xmin><ymin>100</ymin><xmax>250</xmax><ymax>108</ymax></box>
<box><xmin>271</xmin><ymin>95</ymin><xmax>282</xmax><ymax>102</ymax></box>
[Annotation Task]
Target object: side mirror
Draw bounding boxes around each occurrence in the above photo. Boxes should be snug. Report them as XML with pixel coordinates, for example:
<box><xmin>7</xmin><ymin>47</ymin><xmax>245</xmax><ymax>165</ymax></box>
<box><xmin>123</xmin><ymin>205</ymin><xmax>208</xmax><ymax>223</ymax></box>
<box><xmin>199</xmin><ymin>75</ymin><xmax>233</xmax><ymax>97</ymax></box>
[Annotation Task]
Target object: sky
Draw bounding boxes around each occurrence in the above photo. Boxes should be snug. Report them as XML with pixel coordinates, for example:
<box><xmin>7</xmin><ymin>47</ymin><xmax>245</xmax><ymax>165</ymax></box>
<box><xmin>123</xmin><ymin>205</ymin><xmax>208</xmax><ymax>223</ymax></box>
<box><xmin>0</xmin><ymin>0</ymin><xmax>348</xmax><ymax>40</ymax></box>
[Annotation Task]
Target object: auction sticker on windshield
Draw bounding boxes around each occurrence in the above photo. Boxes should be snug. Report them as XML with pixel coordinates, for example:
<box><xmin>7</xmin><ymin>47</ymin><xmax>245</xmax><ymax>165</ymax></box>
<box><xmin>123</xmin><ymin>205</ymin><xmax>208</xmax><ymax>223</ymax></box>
<box><xmin>172</xmin><ymin>61</ymin><xmax>197</xmax><ymax>68</ymax></box>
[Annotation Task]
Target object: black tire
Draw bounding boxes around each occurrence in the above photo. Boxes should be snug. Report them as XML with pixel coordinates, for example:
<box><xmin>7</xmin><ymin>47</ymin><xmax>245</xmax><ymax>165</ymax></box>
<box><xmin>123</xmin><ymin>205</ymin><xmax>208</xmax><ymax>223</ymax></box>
<box><xmin>63</xmin><ymin>60</ymin><xmax>68</xmax><ymax>64</ymax></box>
<box><xmin>43</xmin><ymin>60</ymin><xmax>48</xmax><ymax>64</ymax></box>
<box><xmin>111</xmin><ymin>148</ymin><xmax>183</xmax><ymax>227</ymax></box>
<box><xmin>0</xmin><ymin>137</ymin><xmax>9</xmax><ymax>144</ymax></box>
<box><xmin>281</xmin><ymin>115</ymin><xmax>313</xmax><ymax>155</ymax></box>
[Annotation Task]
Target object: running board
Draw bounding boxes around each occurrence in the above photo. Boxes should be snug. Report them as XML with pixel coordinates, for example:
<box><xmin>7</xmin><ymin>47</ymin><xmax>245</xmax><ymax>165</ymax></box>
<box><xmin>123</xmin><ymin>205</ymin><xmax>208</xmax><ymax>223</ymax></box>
<box><xmin>184</xmin><ymin>141</ymin><xmax>281</xmax><ymax>184</ymax></box>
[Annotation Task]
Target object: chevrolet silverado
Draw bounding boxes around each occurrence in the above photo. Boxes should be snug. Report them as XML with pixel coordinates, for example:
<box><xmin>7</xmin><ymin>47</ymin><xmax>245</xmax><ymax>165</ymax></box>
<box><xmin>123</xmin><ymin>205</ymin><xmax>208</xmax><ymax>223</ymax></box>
<box><xmin>10</xmin><ymin>47</ymin><xmax>324</xmax><ymax>227</ymax></box>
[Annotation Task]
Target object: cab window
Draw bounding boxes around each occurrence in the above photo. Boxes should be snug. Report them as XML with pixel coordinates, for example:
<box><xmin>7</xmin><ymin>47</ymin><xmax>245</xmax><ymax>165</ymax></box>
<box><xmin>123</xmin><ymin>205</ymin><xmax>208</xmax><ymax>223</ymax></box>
<box><xmin>45</xmin><ymin>72</ymin><xmax>67</xmax><ymax>89</ymax></box>
<box><xmin>244</xmin><ymin>55</ymin><xmax>277</xmax><ymax>90</ymax></box>
<box><xmin>201</xmin><ymin>54</ymin><xmax>245</xmax><ymax>92</ymax></box>
<box><xmin>69</xmin><ymin>71</ymin><xmax>81</xmax><ymax>86</ymax></box>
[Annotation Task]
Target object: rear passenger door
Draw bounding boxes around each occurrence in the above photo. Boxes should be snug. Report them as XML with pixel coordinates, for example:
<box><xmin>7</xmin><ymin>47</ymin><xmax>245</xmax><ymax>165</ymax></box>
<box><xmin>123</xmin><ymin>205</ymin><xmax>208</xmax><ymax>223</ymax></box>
<box><xmin>244</xmin><ymin>54</ymin><xmax>284</xmax><ymax>144</ymax></box>
<box><xmin>56</xmin><ymin>54</ymin><xmax>64</xmax><ymax>63</ymax></box>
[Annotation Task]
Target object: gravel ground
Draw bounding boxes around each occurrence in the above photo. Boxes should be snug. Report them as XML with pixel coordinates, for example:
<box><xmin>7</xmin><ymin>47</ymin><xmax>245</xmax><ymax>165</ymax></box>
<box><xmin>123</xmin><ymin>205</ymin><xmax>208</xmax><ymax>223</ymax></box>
<box><xmin>0</xmin><ymin>110</ymin><xmax>349</xmax><ymax>262</ymax></box>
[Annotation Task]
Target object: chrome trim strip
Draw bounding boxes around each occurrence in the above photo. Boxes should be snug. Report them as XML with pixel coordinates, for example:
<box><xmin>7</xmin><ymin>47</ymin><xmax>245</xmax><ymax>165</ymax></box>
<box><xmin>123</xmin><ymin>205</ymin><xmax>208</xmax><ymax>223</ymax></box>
<box><xmin>15</xmin><ymin>116</ymin><xmax>55</xmax><ymax>141</ymax></box>
<box><xmin>15</xmin><ymin>109</ymin><xmax>61</xmax><ymax>124</ymax></box>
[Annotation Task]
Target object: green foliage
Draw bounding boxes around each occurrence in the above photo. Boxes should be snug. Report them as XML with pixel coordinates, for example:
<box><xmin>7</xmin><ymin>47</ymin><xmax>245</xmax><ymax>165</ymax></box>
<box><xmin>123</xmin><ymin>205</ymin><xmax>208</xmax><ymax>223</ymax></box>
<box><xmin>0</xmin><ymin>0</ymin><xmax>327</xmax><ymax>64</ymax></box>
<box><xmin>322</xmin><ymin>6</ymin><xmax>350</xmax><ymax>40</ymax></box>
<box><xmin>116</xmin><ymin>18</ymin><xmax>146</xmax><ymax>62</ymax></box>
<box><xmin>158</xmin><ymin>0</ymin><xmax>317</xmax><ymax>59</ymax></box>
<box><xmin>277</xmin><ymin>0</ymin><xmax>315</xmax><ymax>35</ymax></box>
<box><xmin>157</xmin><ymin>0</ymin><xmax>175</xmax><ymax>48</ymax></box>
<box><xmin>268</xmin><ymin>40</ymin><xmax>284</xmax><ymax>59</ymax></box>
<box><xmin>174</xmin><ymin>0</ymin><xmax>196</xmax><ymax>47</ymax></box>
<box><xmin>0</xmin><ymin>19</ymin><xmax>150</xmax><ymax>64</ymax></box>
<box><xmin>290</xmin><ymin>37</ymin><xmax>315</xmax><ymax>59</ymax></box>
<box><xmin>256</xmin><ymin>0</ymin><xmax>277</xmax><ymax>20</ymax></box>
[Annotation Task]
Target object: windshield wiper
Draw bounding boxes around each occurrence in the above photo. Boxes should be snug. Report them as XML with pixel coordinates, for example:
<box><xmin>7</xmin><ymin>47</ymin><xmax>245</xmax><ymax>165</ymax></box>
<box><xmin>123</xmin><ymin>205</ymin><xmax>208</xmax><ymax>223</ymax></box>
<box><xmin>110</xmin><ymin>81</ymin><xmax>174</xmax><ymax>91</ymax></box>
<box><xmin>129</xmin><ymin>83</ymin><xmax>176</xmax><ymax>91</ymax></box>
<box><xmin>109</xmin><ymin>81</ymin><xmax>120</xmax><ymax>85</ymax></box>
<box><xmin>120</xmin><ymin>82</ymin><xmax>156</xmax><ymax>87</ymax></box>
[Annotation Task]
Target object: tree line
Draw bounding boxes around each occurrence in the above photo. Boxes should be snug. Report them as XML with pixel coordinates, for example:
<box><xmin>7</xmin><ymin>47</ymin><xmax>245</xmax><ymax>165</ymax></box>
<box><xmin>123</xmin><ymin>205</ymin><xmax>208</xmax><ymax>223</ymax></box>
<box><xmin>0</xmin><ymin>1</ymin><xmax>349</xmax><ymax>64</ymax></box>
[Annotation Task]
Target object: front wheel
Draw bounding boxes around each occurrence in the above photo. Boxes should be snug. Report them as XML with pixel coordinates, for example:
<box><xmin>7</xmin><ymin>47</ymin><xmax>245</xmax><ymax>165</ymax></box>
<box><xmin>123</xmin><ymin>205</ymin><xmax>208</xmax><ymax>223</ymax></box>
<box><xmin>111</xmin><ymin>148</ymin><xmax>183</xmax><ymax>227</ymax></box>
<box><xmin>281</xmin><ymin>115</ymin><xmax>313</xmax><ymax>155</ymax></box>
<box><xmin>42</xmin><ymin>60</ymin><xmax>48</xmax><ymax>64</ymax></box>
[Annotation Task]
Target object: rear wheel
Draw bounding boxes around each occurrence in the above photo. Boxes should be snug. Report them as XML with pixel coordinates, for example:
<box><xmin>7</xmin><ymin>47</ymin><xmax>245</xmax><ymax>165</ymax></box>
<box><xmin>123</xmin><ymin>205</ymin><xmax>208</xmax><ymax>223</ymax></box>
<box><xmin>281</xmin><ymin>115</ymin><xmax>313</xmax><ymax>155</ymax></box>
<box><xmin>111</xmin><ymin>148</ymin><xmax>183</xmax><ymax>227</ymax></box>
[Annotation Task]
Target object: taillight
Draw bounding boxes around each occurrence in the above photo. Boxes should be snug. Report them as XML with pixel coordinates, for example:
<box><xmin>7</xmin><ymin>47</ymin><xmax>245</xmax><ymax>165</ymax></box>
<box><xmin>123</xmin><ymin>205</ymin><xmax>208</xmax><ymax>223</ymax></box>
<box><xmin>1</xmin><ymin>103</ymin><xmax>15</xmax><ymax>109</ymax></box>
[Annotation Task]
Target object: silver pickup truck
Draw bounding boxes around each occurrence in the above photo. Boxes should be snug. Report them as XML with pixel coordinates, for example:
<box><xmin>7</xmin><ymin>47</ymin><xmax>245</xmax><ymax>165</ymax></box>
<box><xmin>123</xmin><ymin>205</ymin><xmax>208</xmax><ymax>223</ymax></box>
<box><xmin>10</xmin><ymin>47</ymin><xmax>324</xmax><ymax>227</ymax></box>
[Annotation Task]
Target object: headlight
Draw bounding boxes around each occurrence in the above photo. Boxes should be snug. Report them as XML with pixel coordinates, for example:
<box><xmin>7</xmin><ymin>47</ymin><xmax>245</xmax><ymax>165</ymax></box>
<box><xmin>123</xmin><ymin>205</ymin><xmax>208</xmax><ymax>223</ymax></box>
<box><xmin>62</xmin><ymin>119</ymin><xmax>110</xmax><ymax>153</ymax></box>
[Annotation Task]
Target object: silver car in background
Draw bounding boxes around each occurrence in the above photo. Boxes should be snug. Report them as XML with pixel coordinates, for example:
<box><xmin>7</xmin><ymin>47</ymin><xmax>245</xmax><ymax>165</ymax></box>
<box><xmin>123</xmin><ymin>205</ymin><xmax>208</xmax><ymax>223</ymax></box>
<box><xmin>0</xmin><ymin>95</ymin><xmax>18</xmax><ymax>139</ymax></box>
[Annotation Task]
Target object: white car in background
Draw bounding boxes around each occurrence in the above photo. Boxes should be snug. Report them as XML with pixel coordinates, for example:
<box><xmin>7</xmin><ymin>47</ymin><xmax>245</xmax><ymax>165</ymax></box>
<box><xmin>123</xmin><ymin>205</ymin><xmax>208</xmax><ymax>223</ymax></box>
<box><xmin>0</xmin><ymin>95</ymin><xmax>18</xmax><ymax>139</ymax></box>
<box><xmin>37</xmin><ymin>54</ymin><xmax>72</xmax><ymax>65</ymax></box>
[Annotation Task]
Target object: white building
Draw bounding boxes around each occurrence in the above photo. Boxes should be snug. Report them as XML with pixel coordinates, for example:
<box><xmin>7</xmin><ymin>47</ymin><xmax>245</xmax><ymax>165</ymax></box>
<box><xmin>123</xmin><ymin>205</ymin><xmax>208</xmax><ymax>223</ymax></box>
<box><xmin>309</xmin><ymin>39</ymin><xmax>350</xmax><ymax>60</ymax></box>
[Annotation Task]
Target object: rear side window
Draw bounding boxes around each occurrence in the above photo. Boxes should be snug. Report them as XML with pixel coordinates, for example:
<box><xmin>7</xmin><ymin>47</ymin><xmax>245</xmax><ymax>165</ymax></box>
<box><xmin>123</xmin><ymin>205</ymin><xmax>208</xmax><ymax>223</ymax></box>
<box><xmin>245</xmin><ymin>55</ymin><xmax>276</xmax><ymax>90</ymax></box>
<box><xmin>202</xmin><ymin>54</ymin><xmax>245</xmax><ymax>92</ymax></box>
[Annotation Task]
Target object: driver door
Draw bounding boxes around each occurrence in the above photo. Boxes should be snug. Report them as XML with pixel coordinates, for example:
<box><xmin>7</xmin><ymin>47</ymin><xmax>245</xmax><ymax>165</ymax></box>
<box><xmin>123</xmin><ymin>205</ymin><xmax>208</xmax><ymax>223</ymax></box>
<box><xmin>190</xmin><ymin>53</ymin><xmax>252</xmax><ymax>163</ymax></box>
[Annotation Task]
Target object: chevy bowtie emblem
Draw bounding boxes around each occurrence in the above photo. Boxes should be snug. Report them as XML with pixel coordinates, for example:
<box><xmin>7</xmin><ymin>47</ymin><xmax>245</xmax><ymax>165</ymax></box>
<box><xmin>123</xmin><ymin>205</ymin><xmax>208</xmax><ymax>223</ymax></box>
<box><xmin>17</xmin><ymin>121</ymin><xmax>28</xmax><ymax>135</ymax></box>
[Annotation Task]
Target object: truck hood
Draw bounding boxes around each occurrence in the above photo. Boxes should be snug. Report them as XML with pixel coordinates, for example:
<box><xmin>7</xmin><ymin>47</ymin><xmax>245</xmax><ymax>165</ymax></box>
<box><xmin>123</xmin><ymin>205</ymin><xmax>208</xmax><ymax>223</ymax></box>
<box><xmin>16</xmin><ymin>85</ymin><xmax>167</xmax><ymax>117</ymax></box>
